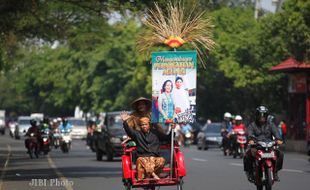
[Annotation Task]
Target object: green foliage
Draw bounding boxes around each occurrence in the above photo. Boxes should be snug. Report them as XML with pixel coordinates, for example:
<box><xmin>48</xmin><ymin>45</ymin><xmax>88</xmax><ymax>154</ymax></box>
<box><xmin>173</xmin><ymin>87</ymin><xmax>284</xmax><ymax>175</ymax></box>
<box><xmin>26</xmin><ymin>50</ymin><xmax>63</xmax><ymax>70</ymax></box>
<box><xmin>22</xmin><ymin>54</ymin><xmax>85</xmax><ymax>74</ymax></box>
<box><xmin>0</xmin><ymin>0</ymin><xmax>308</xmax><ymax>121</ymax></box>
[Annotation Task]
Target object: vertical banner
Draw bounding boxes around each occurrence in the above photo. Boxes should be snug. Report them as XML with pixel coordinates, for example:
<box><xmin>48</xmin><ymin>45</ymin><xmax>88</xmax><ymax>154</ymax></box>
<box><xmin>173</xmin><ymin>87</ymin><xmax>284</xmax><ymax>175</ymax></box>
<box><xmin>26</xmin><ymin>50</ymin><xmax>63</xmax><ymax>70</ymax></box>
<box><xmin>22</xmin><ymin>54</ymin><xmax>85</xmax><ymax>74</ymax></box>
<box><xmin>151</xmin><ymin>51</ymin><xmax>197</xmax><ymax>124</ymax></box>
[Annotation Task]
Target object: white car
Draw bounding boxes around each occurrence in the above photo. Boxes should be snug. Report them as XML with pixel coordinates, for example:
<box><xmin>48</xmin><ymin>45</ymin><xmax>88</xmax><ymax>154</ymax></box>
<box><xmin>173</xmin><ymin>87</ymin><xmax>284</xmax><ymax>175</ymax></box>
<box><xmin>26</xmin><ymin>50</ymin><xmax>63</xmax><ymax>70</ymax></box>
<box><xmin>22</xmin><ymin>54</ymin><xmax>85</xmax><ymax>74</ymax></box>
<box><xmin>16</xmin><ymin>116</ymin><xmax>33</xmax><ymax>139</ymax></box>
<box><xmin>67</xmin><ymin>118</ymin><xmax>87</xmax><ymax>139</ymax></box>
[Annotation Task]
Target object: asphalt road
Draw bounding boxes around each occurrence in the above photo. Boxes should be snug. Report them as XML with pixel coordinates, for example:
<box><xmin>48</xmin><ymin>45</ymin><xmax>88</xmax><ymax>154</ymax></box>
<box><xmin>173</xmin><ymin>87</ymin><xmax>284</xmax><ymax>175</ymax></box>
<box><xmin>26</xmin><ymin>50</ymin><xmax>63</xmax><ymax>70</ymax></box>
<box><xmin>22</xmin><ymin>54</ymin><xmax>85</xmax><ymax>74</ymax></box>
<box><xmin>1</xmin><ymin>130</ymin><xmax>309</xmax><ymax>190</ymax></box>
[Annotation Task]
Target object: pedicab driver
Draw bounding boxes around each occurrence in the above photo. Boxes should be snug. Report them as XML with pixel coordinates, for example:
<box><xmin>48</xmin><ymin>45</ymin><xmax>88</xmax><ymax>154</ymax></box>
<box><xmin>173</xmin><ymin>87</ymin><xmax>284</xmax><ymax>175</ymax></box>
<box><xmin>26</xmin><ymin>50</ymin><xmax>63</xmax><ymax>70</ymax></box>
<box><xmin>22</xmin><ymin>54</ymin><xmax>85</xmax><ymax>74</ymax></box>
<box><xmin>120</xmin><ymin>112</ymin><xmax>175</xmax><ymax>181</ymax></box>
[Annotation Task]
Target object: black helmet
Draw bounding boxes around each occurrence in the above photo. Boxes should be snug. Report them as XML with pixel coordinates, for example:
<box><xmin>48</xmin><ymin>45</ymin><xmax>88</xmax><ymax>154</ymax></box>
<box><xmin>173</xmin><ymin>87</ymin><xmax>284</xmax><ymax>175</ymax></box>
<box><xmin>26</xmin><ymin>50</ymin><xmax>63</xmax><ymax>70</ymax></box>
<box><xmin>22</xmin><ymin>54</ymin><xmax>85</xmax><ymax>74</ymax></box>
<box><xmin>30</xmin><ymin>119</ymin><xmax>37</xmax><ymax>126</ymax></box>
<box><xmin>255</xmin><ymin>106</ymin><xmax>269</xmax><ymax>121</ymax></box>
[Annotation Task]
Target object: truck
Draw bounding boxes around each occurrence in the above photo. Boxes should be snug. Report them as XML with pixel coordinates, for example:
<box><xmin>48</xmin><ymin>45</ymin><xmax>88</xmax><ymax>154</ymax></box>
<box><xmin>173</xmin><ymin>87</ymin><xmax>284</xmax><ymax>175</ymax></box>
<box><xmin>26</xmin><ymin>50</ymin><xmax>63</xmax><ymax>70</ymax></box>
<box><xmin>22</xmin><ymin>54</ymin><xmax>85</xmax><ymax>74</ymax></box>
<box><xmin>0</xmin><ymin>110</ymin><xmax>6</xmax><ymax>135</ymax></box>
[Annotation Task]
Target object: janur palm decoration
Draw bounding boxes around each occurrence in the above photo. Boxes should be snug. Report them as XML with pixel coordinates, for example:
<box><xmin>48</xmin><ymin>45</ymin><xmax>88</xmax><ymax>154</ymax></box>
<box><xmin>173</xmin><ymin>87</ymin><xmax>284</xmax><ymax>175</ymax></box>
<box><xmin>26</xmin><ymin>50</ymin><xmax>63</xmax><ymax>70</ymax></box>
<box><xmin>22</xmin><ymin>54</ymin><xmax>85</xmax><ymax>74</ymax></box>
<box><xmin>137</xmin><ymin>1</ymin><xmax>215</xmax><ymax>68</ymax></box>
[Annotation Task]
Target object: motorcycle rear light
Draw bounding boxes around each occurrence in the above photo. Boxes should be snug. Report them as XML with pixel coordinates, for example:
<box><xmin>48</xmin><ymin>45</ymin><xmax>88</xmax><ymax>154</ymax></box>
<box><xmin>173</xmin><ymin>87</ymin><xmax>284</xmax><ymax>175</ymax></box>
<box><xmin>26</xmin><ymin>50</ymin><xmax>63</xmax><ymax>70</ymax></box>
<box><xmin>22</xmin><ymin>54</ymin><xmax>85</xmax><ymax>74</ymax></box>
<box><xmin>43</xmin><ymin>138</ymin><xmax>49</xmax><ymax>144</ymax></box>
<box><xmin>256</xmin><ymin>150</ymin><xmax>263</xmax><ymax>160</ymax></box>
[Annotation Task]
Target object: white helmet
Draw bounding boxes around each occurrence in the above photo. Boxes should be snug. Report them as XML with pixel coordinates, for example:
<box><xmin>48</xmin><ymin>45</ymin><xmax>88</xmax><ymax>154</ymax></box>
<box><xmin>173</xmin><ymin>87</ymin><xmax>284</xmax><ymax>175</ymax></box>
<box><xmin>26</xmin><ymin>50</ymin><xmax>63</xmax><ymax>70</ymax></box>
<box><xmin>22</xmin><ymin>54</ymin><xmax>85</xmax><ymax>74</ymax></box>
<box><xmin>224</xmin><ymin>112</ymin><xmax>232</xmax><ymax>118</ymax></box>
<box><xmin>235</xmin><ymin>115</ymin><xmax>242</xmax><ymax>121</ymax></box>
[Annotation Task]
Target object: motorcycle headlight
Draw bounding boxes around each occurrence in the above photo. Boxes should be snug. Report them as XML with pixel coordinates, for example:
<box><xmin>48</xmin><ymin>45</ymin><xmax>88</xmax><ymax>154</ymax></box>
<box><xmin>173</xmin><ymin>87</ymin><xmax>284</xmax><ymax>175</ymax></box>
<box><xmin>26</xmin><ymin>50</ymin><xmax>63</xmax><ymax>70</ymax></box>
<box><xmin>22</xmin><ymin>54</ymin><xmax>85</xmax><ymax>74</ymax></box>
<box><xmin>43</xmin><ymin>138</ymin><xmax>48</xmax><ymax>142</ymax></box>
<box><xmin>185</xmin><ymin>133</ymin><xmax>191</xmax><ymax>138</ymax></box>
<box><xmin>110</xmin><ymin>137</ymin><xmax>121</xmax><ymax>144</ymax></box>
<box><xmin>122</xmin><ymin>135</ymin><xmax>128</xmax><ymax>140</ymax></box>
<box><xmin>267</xmin><ymin>141</ymin><xmax>275</xmax><ymax>147</ymax></box>
<box><xmin>258</xmin><ymin>141</ymin><xmax>267</xmax><ymax>147</ymax></box>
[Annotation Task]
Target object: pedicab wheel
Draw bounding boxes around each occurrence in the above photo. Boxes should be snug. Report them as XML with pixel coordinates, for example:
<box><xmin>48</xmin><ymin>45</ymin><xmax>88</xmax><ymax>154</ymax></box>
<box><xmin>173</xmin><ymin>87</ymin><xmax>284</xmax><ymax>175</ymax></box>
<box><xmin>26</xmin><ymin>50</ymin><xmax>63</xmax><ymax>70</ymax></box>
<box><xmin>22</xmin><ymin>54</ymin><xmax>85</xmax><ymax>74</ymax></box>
<box><xmin>124</xmin><ymin>183</ymin><xmax>131</xmax><ymax>190</ymax></box>
<box><xmin>177</xmin><ymin>178</ymin><xmax>184</xmax><ymax>190</ymax></box>
<box><xmin>256</xmin><ymin>185</ymin><xmax>263</xmax><ymax>190</ymax></box>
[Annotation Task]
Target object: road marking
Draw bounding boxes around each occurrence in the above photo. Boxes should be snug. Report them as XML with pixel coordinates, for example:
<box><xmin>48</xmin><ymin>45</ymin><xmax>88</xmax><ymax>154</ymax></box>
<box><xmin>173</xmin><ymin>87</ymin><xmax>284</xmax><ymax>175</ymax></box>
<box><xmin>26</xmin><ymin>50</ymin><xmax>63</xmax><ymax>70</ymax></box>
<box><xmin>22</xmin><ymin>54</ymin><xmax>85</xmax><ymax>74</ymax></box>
<box><xmin>0</xmin><ymin>144</ymin><xmax>11</xmax><ymax>190</ymax></box>
<box><xmin>192</xmin><ymin>158</ymin><xmax>208</xmax><ymax>162</ymax></box>
<box><xmin>282</xmin><ymin>169</ymin><xmax>304</xmax><ymax>173</ymax></box>
<box><xmin>47</xmin><ymin>155</ymin><xmax>73</xmax><ymax>190</ymax></box>
<box><xmin>229</xmin><ymin>163</ymin><xmax>243</xmax><ymax>167</ymax></box>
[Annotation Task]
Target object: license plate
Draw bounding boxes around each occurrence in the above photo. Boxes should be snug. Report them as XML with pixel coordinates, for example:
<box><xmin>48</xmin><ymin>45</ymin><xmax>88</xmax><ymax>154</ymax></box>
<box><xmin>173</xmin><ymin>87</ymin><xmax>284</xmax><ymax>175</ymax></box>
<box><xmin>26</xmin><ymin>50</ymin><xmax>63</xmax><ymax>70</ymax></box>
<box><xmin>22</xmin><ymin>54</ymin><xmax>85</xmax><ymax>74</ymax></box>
<box><xmin>261</xmin><ymin>153</ymin><xmax>273</xmax><ymax>158</ymax></box>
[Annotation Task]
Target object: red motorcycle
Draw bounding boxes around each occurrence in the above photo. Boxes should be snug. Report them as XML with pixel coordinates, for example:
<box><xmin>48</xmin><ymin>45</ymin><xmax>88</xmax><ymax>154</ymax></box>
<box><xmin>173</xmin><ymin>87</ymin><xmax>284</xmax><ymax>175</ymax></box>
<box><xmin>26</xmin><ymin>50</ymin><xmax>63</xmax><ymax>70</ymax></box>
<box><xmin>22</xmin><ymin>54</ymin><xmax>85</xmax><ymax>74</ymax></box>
<box><xmin>121</xmin><ymin>140</ymin><xmax>186</xmax><ymax>190</ymax></box>
<box><xmin>26</xmin><ymin>133</ymin><xmax>39</xmax><ymax>159</ymax></box>
<box><xmin>232</xmin><ymin>129</ymin><xmax>247</xmax><ymax>158</ymax></box>
<box><xmin>252</xmin><ymin>139</ymin><xmax>278</xmax><ymax>190</ymax></box>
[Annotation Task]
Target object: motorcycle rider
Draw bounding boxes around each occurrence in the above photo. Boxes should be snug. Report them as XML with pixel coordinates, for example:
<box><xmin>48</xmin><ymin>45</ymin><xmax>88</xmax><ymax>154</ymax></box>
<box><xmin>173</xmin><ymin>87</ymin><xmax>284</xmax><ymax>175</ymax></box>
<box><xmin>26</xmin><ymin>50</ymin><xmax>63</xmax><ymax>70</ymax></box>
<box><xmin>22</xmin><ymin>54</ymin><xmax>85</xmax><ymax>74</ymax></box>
<box><xmin>25</xmin><ymin>119</ymin><xmax>41</xmax><ymax>153</ymax></box>
<box><xmin>221</xmin><ymin>112</ymin><xmax>233</xmax><ymax>155</ymax></box>
<box><xmin>59</xmin><ymin>117</ymin><xmax>73</xmax><ymax>131</ymax></box>
<box><xmin>243</xmin><ymin>106</ymin><xmax>284</xmax><ymax>182</ymax></box>
<box><xmin>181</xmin><ymin>123</ymin><xmax>193</xmax><ymax>146</ymax></box>
<box><xmin>231</xmin><ymin>115</ymin><xmax>246</xmax><ymax>153</ymax></box>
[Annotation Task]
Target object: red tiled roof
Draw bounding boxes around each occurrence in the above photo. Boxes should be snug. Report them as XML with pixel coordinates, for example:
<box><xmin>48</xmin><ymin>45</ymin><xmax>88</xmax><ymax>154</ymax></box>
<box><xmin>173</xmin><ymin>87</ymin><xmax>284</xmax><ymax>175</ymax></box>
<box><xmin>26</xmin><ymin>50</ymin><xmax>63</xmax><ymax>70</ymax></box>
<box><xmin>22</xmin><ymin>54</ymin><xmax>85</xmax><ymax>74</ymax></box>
<box><xmin>270</xmin><ymin>57</ymin><xmax>310</xmax><ymax>72</ymax></box>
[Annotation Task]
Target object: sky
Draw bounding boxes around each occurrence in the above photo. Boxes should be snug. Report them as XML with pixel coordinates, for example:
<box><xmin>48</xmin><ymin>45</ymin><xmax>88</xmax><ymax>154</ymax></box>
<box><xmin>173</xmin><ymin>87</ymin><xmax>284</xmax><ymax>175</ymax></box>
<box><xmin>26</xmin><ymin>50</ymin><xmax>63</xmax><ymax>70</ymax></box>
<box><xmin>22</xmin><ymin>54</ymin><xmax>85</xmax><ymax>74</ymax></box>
<box><xmin>261</xmin><ymin>0</ymin><xmax>281</xmax><ymax>13</ymax></box>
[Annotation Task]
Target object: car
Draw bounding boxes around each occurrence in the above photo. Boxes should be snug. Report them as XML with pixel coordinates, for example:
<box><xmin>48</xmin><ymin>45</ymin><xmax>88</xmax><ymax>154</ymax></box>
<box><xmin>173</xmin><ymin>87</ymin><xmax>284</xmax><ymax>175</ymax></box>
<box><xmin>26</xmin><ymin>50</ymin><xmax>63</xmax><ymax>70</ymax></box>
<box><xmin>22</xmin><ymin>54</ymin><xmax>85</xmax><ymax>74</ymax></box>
<box><xmin>67</xmin><ymin>117</ymin><xmax>87</xmax><ymax>139</ymax></box>
<box><xmin>196</xmin><ymin>122</ymin><xmax>223</xmax><ymax>150</ymax></box>
<box><xmin>16</xmin><ymin>116</ymin><xmax>34</xmax><ymax>139</ymax></box>
<box><xmin>94</xmin><ymin>111</ymin><xmax>128</xmax><ymax>161</ymax></box>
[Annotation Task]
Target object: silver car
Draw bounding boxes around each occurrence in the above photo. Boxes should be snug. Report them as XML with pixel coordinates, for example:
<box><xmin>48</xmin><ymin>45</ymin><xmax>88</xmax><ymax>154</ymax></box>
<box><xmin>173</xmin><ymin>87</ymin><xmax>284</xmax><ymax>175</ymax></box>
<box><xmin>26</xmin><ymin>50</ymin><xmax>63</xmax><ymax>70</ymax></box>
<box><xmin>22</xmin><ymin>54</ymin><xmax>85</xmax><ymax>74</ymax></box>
<box><xmin>197</xmin><ymin>122</ymin><xmax>223</xmax><ymax>150</ymax></box>
<box><xmin>68</xmin><ymin>118</ymin><xmax>87</xmax><ymax>139</ymax></box>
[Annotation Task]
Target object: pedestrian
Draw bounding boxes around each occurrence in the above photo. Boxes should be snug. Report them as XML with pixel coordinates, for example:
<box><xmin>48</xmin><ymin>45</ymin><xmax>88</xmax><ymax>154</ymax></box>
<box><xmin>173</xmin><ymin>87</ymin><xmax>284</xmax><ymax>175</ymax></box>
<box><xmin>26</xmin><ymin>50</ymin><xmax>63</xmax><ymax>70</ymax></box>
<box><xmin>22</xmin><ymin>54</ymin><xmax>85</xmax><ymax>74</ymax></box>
<box><xmin>279</xmin><ymin>120</ymin><xmax>287</xmax><ymax>142</ymax></box>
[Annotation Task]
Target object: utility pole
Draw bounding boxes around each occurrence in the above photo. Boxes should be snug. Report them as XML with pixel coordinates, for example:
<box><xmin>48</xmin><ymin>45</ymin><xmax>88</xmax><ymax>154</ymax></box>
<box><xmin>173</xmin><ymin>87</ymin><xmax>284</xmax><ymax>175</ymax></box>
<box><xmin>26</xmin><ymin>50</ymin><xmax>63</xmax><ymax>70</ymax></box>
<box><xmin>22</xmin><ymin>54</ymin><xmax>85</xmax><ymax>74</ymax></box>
<box><xmin>254</xmin><ymin>0</ymin><xmax>261</xmax><ymax>20</ymax></box>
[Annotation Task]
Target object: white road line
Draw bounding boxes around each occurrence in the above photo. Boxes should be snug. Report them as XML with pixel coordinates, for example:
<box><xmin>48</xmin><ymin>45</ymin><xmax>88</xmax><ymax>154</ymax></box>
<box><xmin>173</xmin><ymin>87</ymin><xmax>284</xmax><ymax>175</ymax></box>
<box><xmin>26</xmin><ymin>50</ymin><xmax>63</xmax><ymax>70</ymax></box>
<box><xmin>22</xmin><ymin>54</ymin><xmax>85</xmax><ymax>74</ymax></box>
<box><xmin>47</xmin><ymin>155</ymin><xmax>73</xmax><ymax>190</ymax></box>
<box><xmin>282</xmin><ymin>169</ymin><xmax>304</xmax><ymax>173</ymax></box>
<box><xmin>0</xmin><ymin>144</ymin><xmax>11</xmax><ymax>190</ymax></box>
<box><xmin>229</xmin><ymin>163</ymin><xmax>243</xmax><ymax>167</ymax></box>
<box><xmin>192</xmin><ymin>158</ymin><xmax>208</xmax><ymax>162</ymax></box>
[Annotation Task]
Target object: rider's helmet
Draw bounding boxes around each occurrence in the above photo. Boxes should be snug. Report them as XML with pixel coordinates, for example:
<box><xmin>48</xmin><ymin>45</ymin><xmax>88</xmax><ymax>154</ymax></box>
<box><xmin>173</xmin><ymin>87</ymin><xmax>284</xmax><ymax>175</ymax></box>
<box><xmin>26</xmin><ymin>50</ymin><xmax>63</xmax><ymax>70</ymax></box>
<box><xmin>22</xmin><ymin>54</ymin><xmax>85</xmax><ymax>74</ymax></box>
<box><xmin>43</xmin><ymin>117</ymin><xmax>49</xmax><ymax>124</ymax></box>
<box><xmin>224</xmin><ymin>112</ymin><xmax>232</xmax><ymax>120</ymax></box>
<box><xmin>255</xmin><ymin>106</ymin><xmax>269</xmax><ymax>124</ymax></box>
<box><xmin>235</xmin><ymin>115</ymin><xmax>242</xmax><ymax>121</ymax></box>
<box><xmin>30</xmin><ymin>119</ymin><xmax>37</xmax><ymax>126</ymax></box>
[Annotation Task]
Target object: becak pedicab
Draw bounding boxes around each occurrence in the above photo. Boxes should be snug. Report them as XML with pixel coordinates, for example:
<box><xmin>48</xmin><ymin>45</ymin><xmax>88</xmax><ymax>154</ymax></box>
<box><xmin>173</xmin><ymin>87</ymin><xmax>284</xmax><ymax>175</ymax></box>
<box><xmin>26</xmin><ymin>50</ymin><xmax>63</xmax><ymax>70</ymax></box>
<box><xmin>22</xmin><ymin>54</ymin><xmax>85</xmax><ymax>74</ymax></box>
<box><xmin>121</xmin><ymin>137</ymin><xmax>186</xmax><ymax>190</ymax></box>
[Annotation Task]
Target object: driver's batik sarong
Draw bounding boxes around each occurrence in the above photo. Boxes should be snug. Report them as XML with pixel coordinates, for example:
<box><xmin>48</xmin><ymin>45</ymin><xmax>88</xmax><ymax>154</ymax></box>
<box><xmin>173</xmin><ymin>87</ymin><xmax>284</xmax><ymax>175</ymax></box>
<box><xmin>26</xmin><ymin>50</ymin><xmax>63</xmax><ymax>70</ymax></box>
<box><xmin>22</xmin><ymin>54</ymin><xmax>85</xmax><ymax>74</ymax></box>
<box><xmin>136</xmin><ymin>156</ymin><xmax>165</xmax><ymax>180</ymax></box>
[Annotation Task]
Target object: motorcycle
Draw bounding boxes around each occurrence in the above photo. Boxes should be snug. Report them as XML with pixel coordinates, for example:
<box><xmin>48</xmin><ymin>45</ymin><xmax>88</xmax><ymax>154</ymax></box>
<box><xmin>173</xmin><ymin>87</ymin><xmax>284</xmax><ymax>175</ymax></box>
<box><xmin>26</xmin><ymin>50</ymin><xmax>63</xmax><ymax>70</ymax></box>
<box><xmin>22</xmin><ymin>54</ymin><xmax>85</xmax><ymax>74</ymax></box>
<box><xmin>221</xmin><ymin>128</ymin><xmax>231</xmax><ymax>156</ymax></box>
<box><xmin>40</xmin><ymin>128</ymin><xmax>51</xmax><ymax>155</ymax></box>
<box><xmin>52</xmin><ymin>128</ymin><xmax>61</xmax><ymax>149</ymax></box>
<box><xmin>251</xmin><ymin>139</ymin><xmax>279</xmax><ymax>190</ymax></box>
<box><xmin>26</xmin><ymin>133</ymin><xmax>39</xmax><ymax>159</ymax></box>
<box><xmin>232</xmin><ymin>129</ymin><xmax>247</xmax><ymax>158</ymax></box>
<box><xmin>60</xmin><ymin>128</ymin><xmax>72</xmax><ymax>153</ymax></box>
<box><xmin>183</xmin><ymin>131</ymin><xmax>193</xmax><ymax>147</ymax></box>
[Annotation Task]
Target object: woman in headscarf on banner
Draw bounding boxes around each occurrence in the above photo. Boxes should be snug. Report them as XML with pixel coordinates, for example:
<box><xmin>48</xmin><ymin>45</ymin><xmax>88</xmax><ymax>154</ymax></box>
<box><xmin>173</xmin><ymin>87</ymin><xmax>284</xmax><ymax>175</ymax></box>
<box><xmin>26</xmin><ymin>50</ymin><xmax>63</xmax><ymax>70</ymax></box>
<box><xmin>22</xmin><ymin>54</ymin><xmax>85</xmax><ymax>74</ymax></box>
<box><xmin>158</xmin><ymin>80</ymin><xmax>175</xmax><ymax>129</ymax></box>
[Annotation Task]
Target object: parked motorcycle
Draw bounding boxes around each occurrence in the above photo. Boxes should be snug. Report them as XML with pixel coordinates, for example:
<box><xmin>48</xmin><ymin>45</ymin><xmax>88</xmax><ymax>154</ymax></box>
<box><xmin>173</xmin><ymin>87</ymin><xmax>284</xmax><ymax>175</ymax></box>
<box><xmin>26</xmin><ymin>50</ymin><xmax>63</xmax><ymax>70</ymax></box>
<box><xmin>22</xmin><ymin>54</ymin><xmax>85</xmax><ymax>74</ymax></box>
<box><xmin>60</xmin><ymin>128</ymin><xmax>72</xmax><ymax>153</ymax></box>
<box><xmin>251</xmin><ymin>139</ymin><xmax>279</xmax><ymax>190</ymax></box>
<box><xmin>26</xmin><ymin>133</ymin><xmax>39</xmax><ymax>159</ymax></box>
<box><xmin>232</xmin><ymin>129</ymin><xmax>247</xmax><ymax>158</ymax></box>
